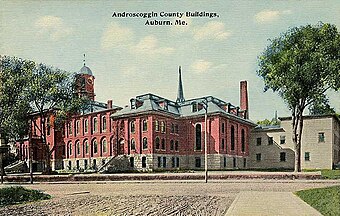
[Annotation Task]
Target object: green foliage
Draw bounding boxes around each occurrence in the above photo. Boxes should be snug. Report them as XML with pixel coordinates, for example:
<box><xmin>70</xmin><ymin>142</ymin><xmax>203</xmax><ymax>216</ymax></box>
<box><xmin>258</xmin><ymin>23</ymin><xmax>340</xmax><ymax>109</ymax></box>
<box><xmin>296</xmin><ymin>186</ymin><xmax>340</xmax><ymax>216</ymax></box>
<box><xmin>303</xmin><ymin>169</ymin><xmax>340</xmax><ymax>179</ymax></box>
<box><xmin>0</xmin><ymin>186</ymin><xmax>51</xmax><ymax>207</ymax></box>
<box><xmin>308</xmin><ymin>95</ymin><xmax>335</xmax><ymax>115</ymax></box>
<box><xmin>256</xmin><ymin>118</ymin><xmax>280</xmax><ymax>126</ymax></box>
<box><xmin>257</xmin><ymin>22</ymin><xmax>340</xmax><ymax>172</ymax></box>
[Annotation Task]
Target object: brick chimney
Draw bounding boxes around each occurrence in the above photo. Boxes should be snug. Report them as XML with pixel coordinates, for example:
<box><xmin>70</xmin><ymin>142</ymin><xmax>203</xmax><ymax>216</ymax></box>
<box><xmin>240</xmin><ymin>81</ymin><xmax>249</xmax><ymax>119</ymax></box>
<box><xmin>107</xmin><ymin>100</ymin><xmax>113</xmax><ymax>109</ymax></box>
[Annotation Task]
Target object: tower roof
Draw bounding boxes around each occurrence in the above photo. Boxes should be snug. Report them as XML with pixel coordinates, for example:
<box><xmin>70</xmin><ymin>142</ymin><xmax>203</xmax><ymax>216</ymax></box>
<box><xmin>79</xmin><ymin>65</ymin><xmax>93</xmax><ymax>76</ymax></box>
<box><xmin>176</xmin><ymin>66</ymin><xmax>185</xmax><ymax>103</ymax></box>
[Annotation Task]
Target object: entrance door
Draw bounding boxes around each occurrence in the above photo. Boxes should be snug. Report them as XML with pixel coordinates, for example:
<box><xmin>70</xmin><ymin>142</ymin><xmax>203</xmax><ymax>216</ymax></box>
<box><xmin>118</xmin><ymin>139</ymin><xmax>125</xmax><ymax>155</ymax></box>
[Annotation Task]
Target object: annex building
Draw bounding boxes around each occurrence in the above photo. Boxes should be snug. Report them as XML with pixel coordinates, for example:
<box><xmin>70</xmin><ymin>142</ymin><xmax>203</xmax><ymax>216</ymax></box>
<box><xmin>17</xmin><ymin>63</ymin><xmax>256</xmax><ymax>172</ymax></box>
<box><xmin>249</xmin><ymin>115</ymin><xmax>340</xmax><ymax>170</ymax></box>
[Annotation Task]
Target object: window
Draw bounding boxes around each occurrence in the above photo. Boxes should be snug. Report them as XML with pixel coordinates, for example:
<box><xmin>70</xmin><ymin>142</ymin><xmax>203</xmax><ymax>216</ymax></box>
<box><xmin>155</xmin><ymin>120</ymin><xmax>159</xmax><ymax>131</ymax></box>
<box><xmin>280</xmin><ymin>152</ymin><xmax>286</xmax><ymax>162</ymax></box>
<box><xmin>130</xmin><ymin>157</ymin><xmax>134</xmax><ymax>168</ymax></box>
<box><xmin>221</xmin><ymin>138</ymin><xmax>225</xmax><ymax>150</ymax></box>
<box><xmin>84</xmin><ymin>140</ymin><xmax>89</xmax><ymax>154</ymax></box>
<box><xmin>161</xmin><ymin>121</ymin><xmax>165</xmax><ymax>133</ymax></box>
<box><xmin>162</xmin><ymin>157</ymin><xmax>166</xmax><ymax>168</ymax></box>
<box><xmin>224</xmin><ymin>157</ymin><xmax>227</xmax><ymax>167</ymax></box>
<box><xmin>68</xmin><ymin>122</ymin><xmax>72</xmax><ymax>135</ymax></box>
<box><xmin>175</xmin><ymin>141</ymin><xmax>179</xmax><ymax>151</ymax></box>
<box><xmin>47</xmin><ymin>117</ymin><xmax>51</xmax><ymax>136</ymax></box>
<box><xmin>221</xmin><ymin>122</ymin><xmax>225</xmax><ymax>133</ymax></box>
<box><xmin>280</xmin><ymin>135</ymin><xmax>286</xmax><ymax>144</ymax></box>
<box><xmin>176</xmin><ymin>157</ymin><xmax>180</xmax><ymax>168</ymax></box>
<box><xmin>93</xmin><ymin>140</ymin><xmax>98</xmax><ymax>154</ymax></box>
<box><xmin>102</xmin><ymin>159</ymin><xmax>106</xmax><ymax>166</ymax></box>
<box><xmin>155</xmin><ymin>137</ymin><xmax>160</xmax><ymax>149</ymax></box>
<box><xmin>318</xmin><ymin>132</ymin><xmax>325</xmax><ymax>142</ymax></box>
<box><xmin>76</xmin><ymin>120</ymin><xmax>80</xmax><ymax>135</ymax></box>
<box><xmin>192</xmin><ymin>103</ymin><xmax>198</xmax><ymax>112</ymax></box>
<box><xmin>305</xmin><ymin>152</ymin><xmax>310</xmax><ymax>161</ymax></box>
<box><xmin>195</xmin><ymin>124</ymin><xmax>202</xmax><ymax>150</ymax></box>
<box><xmin>93</xmin><ymin>159</ymin><xmax>97</xmax><ymax>170</ymax></box>
<box><xmin>161</xmin><ymin>138</ymin><xmax>166</xmax><ymax>150</ymax></box>
<box><xmin>171</xmin><ymin>157</ymin><xmax>175</xmax><ymax>168</ymax></box>
<box><xmin>131</xmin><ymin>138</ymin><xmax>136</xmax><ymax>150</ymax></box>
<box><xmin>231</xmin><ymin>126</ymin><xmax>235</xmax><ymax>151</ymax></box>
<box><xmin>84</xmin><ymin>119</ymin><xmax>88</xmax><ymax>134</ymax></box>
<box><xmin>76</xmin><ymin>160</ymin><xmax>80</xmax><ymax>170</ymax></box>
<box><xmin>243</xmin><ymin>158</ymin><xmax>246</xmax><ymax>168</ymax></box>
<box><xmin>195</xmin><ymin>157</ymin><xmax>201</xmax><ymax>168</ymax></box>
<box><xmin>76</xmin><ymin>141</ymin><xmax>80</xmax><ymax>155</ymax></box>
<box><xmin>233</xmin><ymin>157</ymin><xmax>237</xmax><ymax>168</ymax></box>
<box><xmin>142</xmin><ymin>119</ymin><xmax>148</xmax><ymax>131</ymax></box>
<box><xmin>171</xmin><ymin>123</ymin><xmax>175</xmax><ymax>133</ymax></box>
<box><xmin>170</xmin><ymin>140</ymin><xmax>174</xmax><ymax>151</ymax></box>
<box><xmin>93</xmin><ymin>117</ymin><xmax>98</xmax><ymax>133</ymax></box>
<box><xmin>256</xmin><ymin>137</ymin><xmax>261</xmax><ymax>146</ymax></box>
<box><xmin>84</xmin><ymin>159</ymin><xmax>88</xmax><ymax>170</ymax></box>
<box><xmin>158</xmin><ymin>157</ymin><xmax>161</xmax><ymax>168</ymax></box>
<box><xmin>175</xmin><ymin>124</ymin><xmax>179</xmax><ymax>134</ymax></box>
<box><xmin>68</xmin><ymin>161</ymin><xmax>72</xmax><ymax>170</ymax></box>
<box><xmin>256</xmin><ymin>153</ymin><xmax>262</xmax><ymax>161</ymax></box>
<box><xmin>268</xmin><ymin>137</ymin><xmax>273</xmax><ymax>145</ymax></box>
<box><xmin>102</xmin><ymin>116</ymin><xmax>107</xmax><ymax>132</ymax></box>
<box><xmin>102</xmin><ymin>138</ymin><xmax>107</xmax><ymax>153</ymax></box>
<box><xmin>241</xmin><ymin>129</ymin><xmax>245</xmax><ymax>152</ymax></box>
<box><xmin>142</xmin><ymin>137</ymin><xmax>148</xmax><ymax>149</ymax></box>
<box><xmin>142</xmin><ymin>156</ymin><xmax>146</xmax><ymax>168</ymax></box>
<box><xmin>130</xmin><ymin>121</ymin><xmax>135</xmax><ymax>133</ymax></box>
<box><xmin>68</xmin><ymin>142</ymin><xmax>72</xmax><ymax>156</ymax></box>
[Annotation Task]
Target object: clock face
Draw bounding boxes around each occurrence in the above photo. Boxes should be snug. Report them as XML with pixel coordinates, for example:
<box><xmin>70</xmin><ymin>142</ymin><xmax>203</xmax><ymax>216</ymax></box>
<box><xmin>87</xmin><ymin>77</ymin><xmax>93</xmax><ymax>85</ymax></box>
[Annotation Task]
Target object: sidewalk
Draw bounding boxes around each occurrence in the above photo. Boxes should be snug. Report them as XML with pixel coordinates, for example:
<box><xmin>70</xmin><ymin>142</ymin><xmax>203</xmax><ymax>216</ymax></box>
<box><xmin>225</xmin><ymin>191</ymin><xmax>321</xmax><ymax>216</ymax></box>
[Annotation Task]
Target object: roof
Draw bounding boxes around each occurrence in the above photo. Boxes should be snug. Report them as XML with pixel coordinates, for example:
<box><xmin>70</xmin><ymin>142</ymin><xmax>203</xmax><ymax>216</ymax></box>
<box><xmin>279</xmin><ymin>114</ymin><xmax>340</xmax><ymax>122</ymax></box>
<box><xmin>111</xmin><ymin>93</ymin><xmax>256</xmax><ymax>126</ymax></box>
<box><xmin>78</xmin><ymin>65</ymin><xmax>93</xmax><ymax>76</ymax></box>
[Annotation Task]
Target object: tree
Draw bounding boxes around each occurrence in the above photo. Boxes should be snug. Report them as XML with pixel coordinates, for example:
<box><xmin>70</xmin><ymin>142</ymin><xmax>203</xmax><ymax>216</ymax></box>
<box><xmin>308</xmin><ymin>95</ymin><xmax>335</xmax><ymax>115</ymax></box>
<box><xmin>0</xmin><ymin>55</ymin><xmax>88</xmax><ymax>174</ymax></box>
<box><xmin>257</xmin><ymin>23</ymin><xmax>340</xmax><ymax>172</ymax></box>
<box><xmin>257</xmin><ymin>118</ymin><xmax>280</xmax><ymax>126</ymax></box>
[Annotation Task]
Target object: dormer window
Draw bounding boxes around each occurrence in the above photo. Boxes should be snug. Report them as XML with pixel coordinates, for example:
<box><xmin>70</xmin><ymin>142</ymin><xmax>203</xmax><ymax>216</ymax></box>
<box><xmin>192</xmin><ymin>102</ymin><xmax>198</xmax><ymax>112</ymax></box>
<box><xmin>159</xmin><ymin>101</ymin><xmax>168</xmax><ymax>110</ymax></box>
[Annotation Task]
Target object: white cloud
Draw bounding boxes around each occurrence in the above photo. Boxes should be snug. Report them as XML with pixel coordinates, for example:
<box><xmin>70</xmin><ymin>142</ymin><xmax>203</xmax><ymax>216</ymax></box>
<box><xmin>101</xmin><ymin>22</ymin><xmax>134</xmax><ymax>50</ymax></box>
<box><xmin>132</xmin><ymin>35</ymin><xmax>175</xmax><ymax>56</ymax></box>
<box><xmin>191</xmin><ymin>59</ymin><xmax>214</xmax><ymax>74</ymax></box>
<box><xmin>35</xmin><ymin>16</ymin><xmax>72</xmax><ymax>41</ymax></box>
<box><xmin>255</xmin><ymin>10</ymin><xmax>292</xmax><ymax>23</ymax></box>
<box><xmin>194</xmin><ymin>21</ymin><xmax>231</xmax><ymax>41</ymax></box>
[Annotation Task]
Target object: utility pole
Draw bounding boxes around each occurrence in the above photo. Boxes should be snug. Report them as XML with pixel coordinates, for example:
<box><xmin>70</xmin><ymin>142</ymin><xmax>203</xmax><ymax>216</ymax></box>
<box><xmin>202</xmin><ymin>98</ymin><xmax>208</xmax><ymax>183</ymax></box>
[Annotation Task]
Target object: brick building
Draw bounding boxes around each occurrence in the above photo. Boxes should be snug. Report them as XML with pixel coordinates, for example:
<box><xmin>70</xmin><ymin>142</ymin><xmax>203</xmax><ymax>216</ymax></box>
<box><xmin>18</xmin><ymin>63</ymin><xmax>255</xmax><ymax>172</ymax></box>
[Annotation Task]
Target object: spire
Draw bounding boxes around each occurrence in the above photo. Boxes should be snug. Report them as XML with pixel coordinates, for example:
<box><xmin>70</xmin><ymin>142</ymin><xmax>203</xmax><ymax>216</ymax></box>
<box><xmin>83</xmin><ymin>53</ymin><xmax>86</xmax><ymax>66</ymax></box>
<box><xmin>176</xmin><ymin>66</ymin><xmax>185</xmax><ymax>103</ymax></box>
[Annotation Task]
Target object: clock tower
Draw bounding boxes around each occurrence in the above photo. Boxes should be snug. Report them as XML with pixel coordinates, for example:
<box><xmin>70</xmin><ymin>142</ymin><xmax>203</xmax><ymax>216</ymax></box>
<box><xmin>75</xmin><ymin>55</ymin><xmax>95</xmax><ymax>101</ymax></box>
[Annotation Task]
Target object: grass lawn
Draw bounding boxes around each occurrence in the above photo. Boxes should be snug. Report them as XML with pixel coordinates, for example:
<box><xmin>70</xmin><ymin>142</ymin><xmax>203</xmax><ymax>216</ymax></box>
<box><xmin>303</xmin><ymin>169</ymin><xmax>340</xmax><ymax>179</ymax></box>
<box><xmin>296</xmin><ymin>186</ymin><xmax>340</xmax><ymax>216</ymax></box>
<box><xmin>0</xmin><ymin>186</ymin><xmax>51</xmax><ymax>207</ymax></box>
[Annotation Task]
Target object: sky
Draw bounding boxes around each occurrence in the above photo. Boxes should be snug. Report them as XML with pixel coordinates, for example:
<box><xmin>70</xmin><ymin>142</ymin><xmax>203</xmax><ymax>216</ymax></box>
<box><xmin>1</xmin><ymin>0</ymin><xmax>340</xmax><ymax>122</ymax></box>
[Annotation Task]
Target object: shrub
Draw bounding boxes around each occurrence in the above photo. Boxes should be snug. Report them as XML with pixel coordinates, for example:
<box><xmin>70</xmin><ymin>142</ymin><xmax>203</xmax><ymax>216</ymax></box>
<box><xmin>0</xmin><ymin>186</ymin><xmax>51</xmax><ymax>207</ymax></box>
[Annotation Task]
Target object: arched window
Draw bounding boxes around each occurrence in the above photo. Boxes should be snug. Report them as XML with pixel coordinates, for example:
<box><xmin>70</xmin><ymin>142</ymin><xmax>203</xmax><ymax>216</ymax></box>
<box><xmin>93</xmin><ymin>117</ymin><xmax>98</xmax><ymax>133</ymax></box>
<box><xmin>102</xmin><ymin>138</ymin><xmax>107</xmax><ymax>153</ymax></box>
<box><xmin>131</xmin><ymin>138</ymin><xmax>136</xmax><ymax>150</ymax></box>
<box><xmin>84</xmin><ymin>140</ymin><xmax>89</xmax><ymax>154</ymax></box>
<box><xmin>102</xmin><ymin>116</ymin><xmax>107</xmax><ymax>132</ymax></box>
<box><xmin>142</xmin><ymin>119</ymin><xmax>148</xmax><ymax>131</ymax></box>
<box><xmin>155</xmin><ymin>137</ymin><xmax>160</xmax><ymax>149</ymax></box>
<box><xmin>241</xmin><ymin>129</ymin><xmax>245</xmax><ymax>152</ymax></box>
<box><xmin>76</xmin><ymin>120</ymin><xmax>80</xmax><ymax>135</ymax></box>
<box><xmin>93</xmin><ymin>139</ymin><xmax>98</xmax><ymax>154</ymax></box>
<box><xmin>68</xmin><ymin>122</ymin><xmax>72</xmax><ymax>135</ymax></box>
<box><xmin>161</xmin><ymin>138</ymin><xmax>166</xmax><ymax>150</ymax></box>
<box><xmin>195</xmin><ymin>124</ymin><xmax>202</xmax><ymax>150</ymax></box>
<box><xmin>84</xmin><ymin>119</ymin><xmax>88</xmax><ymax>134</ymax></box>
<box><xmin>155</xmin><ymin>120</ymin><xmax>159</xmax><ymax>131</ymax></box>
<box><xmin>76</xmin><ymin>140</ymin><xmax>80</xmax><ymax>155</ymax></box>
<box><xmin>130</xmin><ymin>121</ymin><xmax>135</xmax><ymax>133</ymax></box>
<box><xmin>161</xmin><ymin>121</ymin><xmax>165</xmax><ymax>133</ymax></box>
<box><xmin>68</xmin><ymin>142</ymin><xmax>72</xmax><ymax>156</ymax></box>
<box><xmin>170</xmin><ymin>140</ymin><xmax>174</xmax><ymax>150</ymax></box>
<box><xmin>175</xmin><ymin>141</ymin><xmax>179</xmax><ymax>151</ymax></box>
<box><xmin>231</xmin><ymin>125</ymin><xmax>235</xmax><ymax>151</ymax></box>
<box><xmin>171</xmin><ymin>123</ymin><xmax>175</xmax><ymax>133</ymax></box>
<box><xmin>142</xmin><ymin>137</ymin><xmax>148</xmax><ymax>149</ymax></box>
